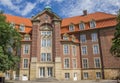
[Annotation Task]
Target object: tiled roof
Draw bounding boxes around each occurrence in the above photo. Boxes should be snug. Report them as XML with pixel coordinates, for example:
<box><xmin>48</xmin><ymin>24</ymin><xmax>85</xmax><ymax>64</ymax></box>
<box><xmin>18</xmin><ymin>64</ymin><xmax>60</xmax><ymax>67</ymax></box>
<box><xmin>61</xmin><ymin>12</ymin><xmax>116</xmax><ymax>27</ymax></box>
<box><xmin>5</xmin><ymin>14</ymin><xmax>32</xmax><ymax>33</ymax></box>
<box><xmin>61</xmin><ymin>12</ymin><xmax>117</xmax><ymax>34</ymax></box>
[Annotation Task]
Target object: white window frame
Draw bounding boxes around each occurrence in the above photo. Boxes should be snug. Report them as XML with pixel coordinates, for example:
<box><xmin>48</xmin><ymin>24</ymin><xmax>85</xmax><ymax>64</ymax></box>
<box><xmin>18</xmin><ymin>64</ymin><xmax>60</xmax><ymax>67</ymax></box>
<box><xmin>64</xmin><ymin>58</ymin><xmax>70</xmax><ymax>69</ymax></box>
<box><xmin>80</xmin><ymin>34</ymin><xmax>86</xmax><ymax>43</ymax></box>
<box><xmin>79</xmin><ymin>22</ymin><xmax>85</xmax><ymax>30</ymax></box>
<box><xmin>24</xmin><ymin>35</ymin><xmax>30</xmax><ymax>40</ymax></box>
<box><xmin>94</xmin><ymin>57</ymin><xmax>101</xmax><ymax>68</ymax></box>
<box><xmin>69</xmin><ymin>24</ymin><xmax>74</xmax><ymax>31</ymax></box>
<box><xmin>96</xmin><ymin>72</ymin><xmax>101</xmax><ymax>79</ymax></box>
<box><xmin>93</xmin><ymin>44</ymin><xmax>99</xmax><ymax>54</ymax></box>
<box><xmin>65</xmin><ymin>73</ymin><xmax>70</xmax><ymax>79</ymax></box>
<box><xmin>72</xmin><ymin>59</ymin><xmax>77</xmax><ymax>68</ymax></box>
<box><xmin>63</xmin><ymin>44</ymin><xmax>69</xmax><ymax>55</ymax></box>
<box><xmin>72</xmin><ymin>45</ymin><xmax>76</xmax><ymax>56</ymax></box>
<box><xmin>90</xmin><ymin>20</ymin><xmax>96</xmax><ymax>28</ymax></box>
<box><xmin>83</xmin><ymin>72</ymin><xmax>89</xmax><ymax>79</ymax></box>
<box><xmin>23</xmin><ymin>44</ymin><xmax>30</xmax><ymax>54</ymax></box>
<box><xmin>19</xmin><ymin>24</ymin><xmax>25</xmax><ymax>32</ymax></box>
<box><xmin>23</xmin><ymin>59</ymin><xmax>28</xmax><ymax>69</ymax></box>
<box><xmin>91</xmin><ymin>33</ymin><xmax>98</xmax><ymax>42</ymax></box>
<box><xmin>82</xmin><ymin>58</ymin><xmax>89</xmax><ymax>69</ymax></box>
<box><xmin>41</xmin><ymin>53</ymin><xmax>51</xmax><ymax>62</ymax></box>
<box><xmin>81</xmin><ymin>45</ymin><xmax>88</xmax><ymax>55</ymax></box>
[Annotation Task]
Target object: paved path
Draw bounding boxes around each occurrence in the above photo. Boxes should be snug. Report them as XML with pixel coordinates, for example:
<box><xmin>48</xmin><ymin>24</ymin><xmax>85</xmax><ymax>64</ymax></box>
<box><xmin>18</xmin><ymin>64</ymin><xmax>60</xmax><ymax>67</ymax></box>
<box><xmin>6</xmin><ymin>80</ymin><xmax>118</xmax><ymax>83</ymax></box>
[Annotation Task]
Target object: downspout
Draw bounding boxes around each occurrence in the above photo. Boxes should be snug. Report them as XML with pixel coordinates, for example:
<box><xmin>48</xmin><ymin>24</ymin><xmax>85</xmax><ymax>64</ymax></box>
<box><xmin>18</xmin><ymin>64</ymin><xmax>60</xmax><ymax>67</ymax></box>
<box><xmin>98</xmin><ymin>30</ymin><xmax>105</xmax><ymax>79</ymax></box>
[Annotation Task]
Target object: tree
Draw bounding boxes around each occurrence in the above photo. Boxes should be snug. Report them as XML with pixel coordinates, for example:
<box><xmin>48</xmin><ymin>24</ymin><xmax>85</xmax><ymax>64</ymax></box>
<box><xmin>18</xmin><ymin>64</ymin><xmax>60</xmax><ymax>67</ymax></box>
<box><xmin>110</xmin><ymin>10</ymin><xmax>120</xmax><ymax>57</ymax></box>
<box><xmin>0</xmin><ymin>11</ymin><xmax>21</xmax><ymax>72</ymax></box>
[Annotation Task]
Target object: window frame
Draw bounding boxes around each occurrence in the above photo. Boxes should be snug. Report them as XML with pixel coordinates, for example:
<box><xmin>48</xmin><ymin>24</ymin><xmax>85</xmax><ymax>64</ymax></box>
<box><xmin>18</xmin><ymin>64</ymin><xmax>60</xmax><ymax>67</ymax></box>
<box><xmin>23</xmin><ymin>58</ymin><xmax>29</xmax><ymax>69</ymax></box>
<box><xmin>72</xmin><ymin>59</ymin><xmax>77</xmax><ymax>69</ymax></box>
<box><xmin>94</xmin><ymin>57</ymin><xmax>101</xmax><ymax>68</ymax></box>
<box><xmin>79</xmin><ymin>22</ymin><xmax>85</xmax><ymax>30</ymax></box>
<box><xmin>83</xmin><ymin>72</ymin><xmax>89</xmax><ymax>79</ymax></box>
<box><xmin>93</xmin><ymin>44</ymin><xmax>99</xmax><ymax>54</ymax></box>
<box><xmin>81</xmin><ymin>45</ymin><xmax>88</xmax><ymax>55</ymax></box>
<box><xmin>91</xmin><ymin>33</ymin><xmax>98</xmax><ymax>42</ymax></box>
<box><xmin>63</xmin><ymin>44</ymin><xmax>69</xmax><ymax>55</ymax></box>
<box><xmin>90</xmin><ymin>20</ymin><xmax>96</xmax><ymax>28</ymax></box>
<box><xmin>80</xmin><ymin>34</ymin><xmax>86</xmax><ymax>43</ymax></box>
<box><xmin>65</xmin><ymin>73</ymin><xmax>70</xmax><ymax>79</ymax></box>
<box><xmin>19</xmin><ymin>24</ymin><xmax>25</xmax><ymax>32</ymax></box>
<box><xmin>72</xmin><ymin>45</ymin><xmax>76</xmax><ymax>56</ymax></box>
<box><xmin>69</xmin><ymin>24</ymin><xmax>75</xmax><ymax>31</ymax></box>
<box><xmin>23</xmin><ymin>44</ymin><xmax>30</xmax><ymax>54</ymax></box>
<box><xmin>82</xmin><ymin>58</ymin><xmax>89</xmax><ymax>69</ymax></box>
<box><xmin>64</xmin><ymin>58</ymin><xmax>70</xmax><ymax>69</ymax></box>
<box><xmin>96</xmin><ymin>72</ymin><xmax>101</xmax><ymax>79</ymax></box>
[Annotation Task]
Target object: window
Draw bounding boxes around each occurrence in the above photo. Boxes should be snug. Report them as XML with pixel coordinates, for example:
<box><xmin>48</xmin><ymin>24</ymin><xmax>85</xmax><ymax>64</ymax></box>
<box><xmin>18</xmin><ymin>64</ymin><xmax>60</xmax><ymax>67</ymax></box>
<box><xmin>93</xmin><ymin>44</ymin><xmax>99</xmax><ymax>54</ymax></box>
<box><xmin>41</xmin><ymin>39</ymin><xmax>51</xmax><ymax>47</ymax></box>
<box><xmin>72</xmin><ymin>59</ymin><xmax>77</xmax><ymax>68</ymax></box>
<box><xmin>63</xmin><ymin>45</ymin><xmax>69</xmax><ymax>55</ymax></box>
<box><xmin>41</xmin><ymin>31</ymin><xmax>52</xmax><ymax>47</ymax></box>
<box><xmin>82</xmin><ymin>58</ymin><xmax>88</xmax><ymax>68</ymax></box>
<box><xmin>83</xmin><ymin>72</ymin><xmax>88</xmax><ymax>79</ymax></box>
<box><xmin>65</xmin><ymin>73</ymin><xmax>70</xmax><ymax>79</ymax></box>
<box><xmin>69</xmin><ymin>24</ymin><xmax>74</xmax><ymax>31</ymax></box>
<box><xmin>81</xmin><ymin>46</ymin><xmax>87</xmax><ymax>55</ymax></box>
<box><xmin>94</xmin><ymin>58</ymin><xmax>101</xmax><ymax>68</ymax></box>
<box><xmin>63</xmin><ymin>36</ymin><xmax>69</xmax><ymax>40</ymax></box>
<box><xmin>80</xmin><ymin>34</ymin><xmax>86</xmax><ymax>43</ymax></box>
<box><xmin>79</xmin><ymin>22</ymin><xmax>85</xmax><ymax>30</ymax></box>
<box><xmin>64</xmin><ymin>58</ymin><xmax>69</xmax><ymax>68</ymax></box>
<box><xmin>10</xmin><ymin>22</ymin><xmax>15</xmax><ymax>28</ymax></box>
<box><xmin>19</xmin><ymin>24</ymin><xmax>25</xmax><ymax>32</ymax></box>
<box><xmin>96</xmin><ymin>72</ymin><xmax>101</xmax><ymax>79</ymax></box>
<box><xmin>90</xmin><ymin>20</ymin><xmax>96</xmax><ymax>28</ymax></box>
<box><xmin>23</xmin><ymin>59</ymin><xmax>28</xmax><ymax>68</ymax></box>
<box><xmin>41</xmin><ymin>53</ymin><xmax>51</xmax><ymax>62</ymax></box>
<box><xmin>24</xmin><ymin>35</ymin><xmax>30</xmax><ymax>40</ymax></box>
<box><xmin>91</xmin><ymin>33</ymin><xmax>98</xmax><ymax>42</ymax></box>
<box><xmin>23</xmin><ymin>45</ymin><xmax>30</xmax><ymax>54</ymax></box>
<box><xmin>72</xmin><ymin>45</ymin><xmax>76</xmax><ymax>56</ymax></box>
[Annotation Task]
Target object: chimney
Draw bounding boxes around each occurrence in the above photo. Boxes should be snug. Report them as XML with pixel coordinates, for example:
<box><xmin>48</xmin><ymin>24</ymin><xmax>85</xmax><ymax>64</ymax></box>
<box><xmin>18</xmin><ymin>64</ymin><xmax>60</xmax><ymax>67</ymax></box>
<box><xmin>83</xmin><ymin>10</ymin><xmax>87</xmax><ymax>16</ymax></box>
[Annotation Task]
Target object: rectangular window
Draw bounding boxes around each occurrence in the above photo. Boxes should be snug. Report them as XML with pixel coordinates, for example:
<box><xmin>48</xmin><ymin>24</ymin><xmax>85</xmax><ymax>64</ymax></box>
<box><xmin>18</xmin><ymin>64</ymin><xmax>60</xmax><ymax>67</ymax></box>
<box><xmin>19</xmin><ymin>25</ymin><xmax>25</xmax><ymax>32</ymax></box>
<box><xmin>93</xmin><ymin>44</ymin><xmax>99</xmax><ymax>54</ymax></box>
<box><xmin>65</xmin><ymin>73</ymin><xmax>70</xmax><ymax>79</ymax></box>
<box><xmin>47</xmin><ymin>39</ymin><xmax>51</xmax><ymax>47</ymax></box>
<box><xmin>94</xmin><ymin>58</ymin><xmax>101</xmax><ymax>68</ymax></box>
<box><xmin>96</xmin><ymin>72</ymin><xmax>101</xmax><ymax>79</ymax></box>
<box><xmin>41</xmin><ymin>39</ymin><xmax>46</xmax><ymax>47</ymax></box>
<box><xmin>83</xmin><ymin>72</ymin><xmax>88</xmax><ymax>79</ymax></box>
<box><xmin>72</xmin><ymin>59</ymin><xmax>77</xmax><ymax>68</ymax></box>
<box><xmin>81</xmin><ymin>46</ymin><xmax>87</xmax><ymax>55</ymax></box>
<box><xmin>72</xmin><ymin>45</ymin><xmax>76</xmax><ymax>56</ymax></box>
<box><xmin>23</xmin><ymin>59</ymin><xmax>28</xmax><ymax>68</ymax></box>
<box><xmin>69</xmin><ymin>25</ymin><xmax>74</xmax><ymax>31</ymax></box>
<box><xmin>63</xmin><ymin>45</ymin><xmax>69</xmax><ymax>55</ymax></box>
<box><xmin>64</xmin><ymin>58</ymin><xmax>69</xmax><ymax>68</ymax></box>
<box><xmin>23</xmin><ymin>45</ymin><xmax>30</xmax><ymax>54</ymax></box>
<box><xmin>91</xmin><ymin>33</ymin><xmax>98</xmax><ymax>42</ymax></box>
<box><xmin>80</xmin><ymin>34</ymin><xmax>86</xmax><ymax>43</ymax></box>
<box><xmin>41</xmin><ymin>53</ymin><xmax>51</xmax><ymax>62</ymax></box>
<box><xmin>82</xmin><ymin>58</ymin><xmax>88</xmax><ymax>68</ymax></box>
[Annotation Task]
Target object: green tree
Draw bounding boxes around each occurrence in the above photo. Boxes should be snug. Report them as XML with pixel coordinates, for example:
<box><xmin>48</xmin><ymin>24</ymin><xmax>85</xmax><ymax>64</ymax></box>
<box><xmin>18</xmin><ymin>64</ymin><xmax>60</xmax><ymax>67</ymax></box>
<box><xmin>0</xmin><ymin>11</ymin><xmax>21</xmax><ymax>72</ymax></box>
<box><xmin>110</xmin><ymin>10</ymin><xmax>120</xmax><ymax>57</ymax></box>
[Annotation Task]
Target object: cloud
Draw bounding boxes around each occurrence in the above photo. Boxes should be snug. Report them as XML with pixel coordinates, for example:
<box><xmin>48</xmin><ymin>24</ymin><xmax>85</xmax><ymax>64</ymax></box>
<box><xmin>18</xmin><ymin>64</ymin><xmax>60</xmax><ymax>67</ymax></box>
<box><xmin>60</xmin><ymin>0</ymin><xmax>120</xmax><ymax>17</ymax></box>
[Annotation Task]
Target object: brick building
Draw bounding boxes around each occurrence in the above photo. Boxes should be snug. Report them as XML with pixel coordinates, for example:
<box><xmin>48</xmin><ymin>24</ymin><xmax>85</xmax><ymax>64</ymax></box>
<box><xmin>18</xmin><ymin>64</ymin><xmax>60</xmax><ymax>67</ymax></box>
<box><xmin>4</xmin><ymin>7</ymin><xmax>120</xmax><ymax>80</ymax></box>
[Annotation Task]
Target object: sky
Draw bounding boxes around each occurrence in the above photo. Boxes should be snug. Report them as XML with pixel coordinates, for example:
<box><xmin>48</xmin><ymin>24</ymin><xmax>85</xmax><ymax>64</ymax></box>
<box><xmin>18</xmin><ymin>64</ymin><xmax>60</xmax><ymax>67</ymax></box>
<box><xmin>0</xmin><ymin>0</ymin><xmax>120</xmax><ymax>18</ymax></box>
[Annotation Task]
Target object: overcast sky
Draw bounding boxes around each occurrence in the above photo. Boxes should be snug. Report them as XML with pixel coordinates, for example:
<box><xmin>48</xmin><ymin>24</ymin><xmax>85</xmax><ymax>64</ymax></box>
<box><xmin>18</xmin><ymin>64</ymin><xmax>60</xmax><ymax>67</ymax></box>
<box><xmin>0</xmin><ymin>0</ymin><xmax>120</xmax><ymax>18</ymax></box>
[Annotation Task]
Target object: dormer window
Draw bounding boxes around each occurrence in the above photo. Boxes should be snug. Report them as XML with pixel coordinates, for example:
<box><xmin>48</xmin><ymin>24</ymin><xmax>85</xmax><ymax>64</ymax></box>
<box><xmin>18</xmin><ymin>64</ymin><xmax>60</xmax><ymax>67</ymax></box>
<box><xmin>24</xmin><ymin>34</ymin><xmax>30</xmax><ymax>40</ymax></box>
<box><xmin>90</xmin><ymin>20</ymin><xmax>96</xmax><ymax>28</ymax></box>
<box><xmin>63</xmin><ymin>33</ymin><xmax>69</xmax><ymax>40</ymax></box>
<box><xmin>10</xmin><ymin>22</ymin><xmax>15</xmax><ymax>28</ymax></box>
<box><xmin>19</xmin><ymin>24</ymin><xmax>25</xmax><ymax>32</ymax></box>
<box><xmin>69</xmin><ymin>24</ymin><xmax>74</xmax><ymax>31</ymax></box>
<box><xmin>79</xmin><ymin>22</ymin><xmax>85</xmax><ymax>30</ymax></box>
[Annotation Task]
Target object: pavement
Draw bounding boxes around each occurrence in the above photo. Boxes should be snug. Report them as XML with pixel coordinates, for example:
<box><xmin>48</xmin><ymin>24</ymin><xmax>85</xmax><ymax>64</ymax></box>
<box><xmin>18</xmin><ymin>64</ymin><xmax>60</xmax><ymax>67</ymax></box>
<box><xmin>5</xmin><ymin>80</ymin><xmax>118</xmax><ymax>83</ymax></box>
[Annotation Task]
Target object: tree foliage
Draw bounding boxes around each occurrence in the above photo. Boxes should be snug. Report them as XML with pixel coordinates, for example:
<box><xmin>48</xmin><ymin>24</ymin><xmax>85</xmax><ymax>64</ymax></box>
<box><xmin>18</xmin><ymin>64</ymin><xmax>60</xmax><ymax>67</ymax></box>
<box><xmin>0</xmin><ymin>11</ymin><xmax>21</xmax><ymax>72</ymax></box>
<box><xmin>110</xmin><ymin>10</ymin><xmax>120</xmax><ymax>57</ymax></box>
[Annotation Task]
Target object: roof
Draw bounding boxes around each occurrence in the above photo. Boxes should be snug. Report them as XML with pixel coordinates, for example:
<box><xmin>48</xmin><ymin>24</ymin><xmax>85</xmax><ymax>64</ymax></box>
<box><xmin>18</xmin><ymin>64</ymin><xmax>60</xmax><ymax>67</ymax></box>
<box><xmin>5</xmin><ymin>14</ymin><xmax>32</xmax><ymax>26</ymax></box>
<box><xmin>61</xmin><ymin>12</ymin><xmax>116</xmax><ymax>27</ymax></box>
<box><xmin>4</xmin><ymin>14</ymin><xmax>32</xmax><ymax>33</ymax></box>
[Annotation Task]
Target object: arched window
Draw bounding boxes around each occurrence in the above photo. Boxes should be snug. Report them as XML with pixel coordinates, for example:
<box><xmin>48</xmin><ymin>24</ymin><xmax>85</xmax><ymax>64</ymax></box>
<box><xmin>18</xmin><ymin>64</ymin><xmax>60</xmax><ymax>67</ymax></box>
<box><xmin>69</xmin><ymin>24</ymin><xmax>74</xmax><ymax>31</ymax></box>
<box><xmin>19</xmin><ymin>24</ymin><xmax>25</xmax><ymax>32</ymax></box>
<box><xmin>90</xmin><ymin>20</ymin><xmax>96</xmax><ymax>28</ymax></box>
<box><xmin>79</xmin><ymin>22</ymin><xmax>85</xmax><ymax>30</ymax></box>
